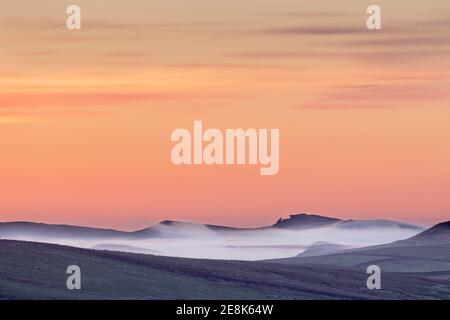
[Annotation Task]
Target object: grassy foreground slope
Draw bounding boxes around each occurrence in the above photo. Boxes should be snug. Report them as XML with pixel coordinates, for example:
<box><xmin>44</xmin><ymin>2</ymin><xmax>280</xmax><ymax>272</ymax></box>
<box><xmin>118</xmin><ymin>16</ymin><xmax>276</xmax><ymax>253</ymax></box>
<box><xmin>1</xmin><ymin>240</ymin><xmax>449</xmax><ymax>300</ymax></box>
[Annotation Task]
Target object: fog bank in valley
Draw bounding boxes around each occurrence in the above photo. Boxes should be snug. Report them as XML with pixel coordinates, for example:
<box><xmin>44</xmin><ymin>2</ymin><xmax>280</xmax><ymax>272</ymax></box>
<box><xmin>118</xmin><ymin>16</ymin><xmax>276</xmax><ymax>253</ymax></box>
<box><xmin>1</xmin><ymin>221</ymin><xmax>423</xmax><ymax>260</ymax></box>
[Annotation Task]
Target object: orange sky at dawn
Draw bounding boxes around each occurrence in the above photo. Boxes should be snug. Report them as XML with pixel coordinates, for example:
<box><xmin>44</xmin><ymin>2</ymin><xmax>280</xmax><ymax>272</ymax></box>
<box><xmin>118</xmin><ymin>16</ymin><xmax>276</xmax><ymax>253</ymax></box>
<box><xmin>1</xmin><ymin>0</ymin><xmax>449</xmax><ymax>230</ymax></box>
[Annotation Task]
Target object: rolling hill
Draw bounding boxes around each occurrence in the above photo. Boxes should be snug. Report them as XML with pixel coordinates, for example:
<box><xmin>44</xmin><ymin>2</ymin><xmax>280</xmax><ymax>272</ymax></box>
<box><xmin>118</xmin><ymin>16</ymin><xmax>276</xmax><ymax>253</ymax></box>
<box><xmin>0</xmin><ymin>214</ymin><xmax>425</xmax><ymax>260</ymax></box>
<box><xmin>0</xmin><ymin>213</ymin><xmax>422</xmax><ymax>240</ymax></box>
<box><xmin>1</xmin><ymin>239</ymin><xmax>449</xmax><ymax>300</ymax></box>
<box><xmin>270</xmin><ymin>221</ymin><xmax>450</xmax><ymax>274</ymax></box>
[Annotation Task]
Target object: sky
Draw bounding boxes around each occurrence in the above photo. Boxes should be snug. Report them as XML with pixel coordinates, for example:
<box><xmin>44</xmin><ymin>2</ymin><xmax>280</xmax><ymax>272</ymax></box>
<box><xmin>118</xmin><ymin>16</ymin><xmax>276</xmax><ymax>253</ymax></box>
<box><xmin>0</xmin><ymin>0</ymin><xmax>449</xmax><ymax>230</ymax></box>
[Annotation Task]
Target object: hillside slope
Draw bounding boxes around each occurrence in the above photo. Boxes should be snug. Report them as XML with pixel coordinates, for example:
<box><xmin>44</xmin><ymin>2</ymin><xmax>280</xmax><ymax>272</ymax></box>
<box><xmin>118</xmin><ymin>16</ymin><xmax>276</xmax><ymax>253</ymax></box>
<box><xmin>271</xmin><ymin>221</ymin><xmax>450</xmax><ymax>274</ymax></box>
<box><xmin>1</xmin><ymin>240</ymin><xmax>449</xmax><ymax>299</ymax></box>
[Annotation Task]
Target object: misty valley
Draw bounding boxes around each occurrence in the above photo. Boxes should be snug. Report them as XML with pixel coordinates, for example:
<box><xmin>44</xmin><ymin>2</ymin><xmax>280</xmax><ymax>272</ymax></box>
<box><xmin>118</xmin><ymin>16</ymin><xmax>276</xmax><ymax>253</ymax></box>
<box><xmin>0</xmin><ymin>214</ymin><xmax>423</xmax><ymax>261</ymax></box>
<box><xmin>1</xmin><ymin>215</ymin><xmax>450</xmax><ymax>299</ymax></box>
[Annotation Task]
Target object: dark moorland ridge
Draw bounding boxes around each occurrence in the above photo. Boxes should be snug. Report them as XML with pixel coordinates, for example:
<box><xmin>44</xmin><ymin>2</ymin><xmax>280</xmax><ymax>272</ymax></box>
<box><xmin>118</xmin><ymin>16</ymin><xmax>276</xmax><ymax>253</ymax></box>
<box><xmin>0</xmin><ymin>213</ymin><xmax>422</xmax><ymax>240</ymax></box>
<box><xmin>0</xmin><ymin>218</ymin><xmax>447</xmax><ymax>299</ymax></box>
<box><xmin>272</xmin><ymin>214</ymin><xmax>340</xmax><ymax>228</ymax></box>
<box><xmin>0</xmin><ymin>238</ymin><xmax>450</xmax><ymax>300</ymax></box>
<box><xmin>411</xmin><ymin>221</ymin><xmax>450</xmax><ymax>241</ymax></box>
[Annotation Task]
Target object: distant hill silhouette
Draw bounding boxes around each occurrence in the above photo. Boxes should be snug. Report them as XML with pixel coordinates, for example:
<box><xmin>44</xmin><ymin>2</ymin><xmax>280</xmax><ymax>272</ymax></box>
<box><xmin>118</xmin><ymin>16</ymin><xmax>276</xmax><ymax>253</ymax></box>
<box><xmin>334</xmin><ymin>219</ymin><xmax>422</xmax><ymax>230</ymax></box>
<box><xmin>272</xmin><ymin>214</ymin><xmax>341</xmax><ymax>228</ymax></box>
<box><xmin>0</xmin><ymin>221</ymin><xmax>133</xmax><ymax>239</ymax></box>
<box><xmin>0</xmin><ymin>213</ymin><xmax>423</xmax><ymax>242</ymax></box>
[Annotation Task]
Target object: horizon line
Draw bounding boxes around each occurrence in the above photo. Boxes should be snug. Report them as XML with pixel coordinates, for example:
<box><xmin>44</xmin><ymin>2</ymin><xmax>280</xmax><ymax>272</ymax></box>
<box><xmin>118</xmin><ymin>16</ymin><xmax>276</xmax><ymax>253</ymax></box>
<box><xmin>0</xmin><ymin>213</ymin><xmax>439</xmax><ymax>233</ymax></box>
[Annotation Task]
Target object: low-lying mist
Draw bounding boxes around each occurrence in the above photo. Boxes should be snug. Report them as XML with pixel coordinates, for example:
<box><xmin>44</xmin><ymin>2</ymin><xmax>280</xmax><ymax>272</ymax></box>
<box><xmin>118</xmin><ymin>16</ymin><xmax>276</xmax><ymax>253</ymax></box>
<box><xmin>1</xmin><ymin>222</ymin><xmax>423</xmax><ymax>260</ymax></box>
